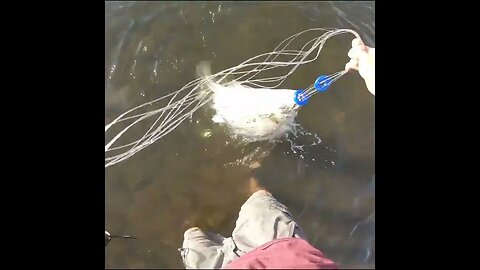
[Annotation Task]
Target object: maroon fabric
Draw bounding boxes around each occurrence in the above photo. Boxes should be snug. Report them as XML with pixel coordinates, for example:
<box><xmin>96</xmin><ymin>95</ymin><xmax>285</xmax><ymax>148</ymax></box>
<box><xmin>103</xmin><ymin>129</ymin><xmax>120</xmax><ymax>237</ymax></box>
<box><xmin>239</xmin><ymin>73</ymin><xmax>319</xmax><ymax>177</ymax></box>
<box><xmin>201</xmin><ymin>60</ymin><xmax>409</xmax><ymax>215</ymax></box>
<box><xmin>223</xmin><ymin>237</ymin><xmax>337</xmax><ymax>269</ymax></box>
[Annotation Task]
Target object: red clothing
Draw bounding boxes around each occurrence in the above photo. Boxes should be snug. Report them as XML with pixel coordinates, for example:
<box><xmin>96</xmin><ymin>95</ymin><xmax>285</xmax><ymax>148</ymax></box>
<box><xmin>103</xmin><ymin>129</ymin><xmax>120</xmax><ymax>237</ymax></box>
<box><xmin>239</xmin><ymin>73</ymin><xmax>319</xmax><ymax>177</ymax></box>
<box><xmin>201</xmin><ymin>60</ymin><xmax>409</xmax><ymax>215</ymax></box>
<box><xmin>223</xmin><ymin>237</ymin><xmax>337</xmax><ymax>269</ymax></box>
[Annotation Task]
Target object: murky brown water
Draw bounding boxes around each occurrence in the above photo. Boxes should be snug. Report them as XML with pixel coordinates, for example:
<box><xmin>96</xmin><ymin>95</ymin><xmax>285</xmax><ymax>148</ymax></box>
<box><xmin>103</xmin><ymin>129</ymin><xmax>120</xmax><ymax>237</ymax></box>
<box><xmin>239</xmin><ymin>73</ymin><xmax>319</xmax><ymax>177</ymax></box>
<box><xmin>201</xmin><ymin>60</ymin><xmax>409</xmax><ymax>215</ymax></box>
<box><xmin>105</xmin><ymin>1</ymin><xmax>375</xmax><ymax>268</ymax></box>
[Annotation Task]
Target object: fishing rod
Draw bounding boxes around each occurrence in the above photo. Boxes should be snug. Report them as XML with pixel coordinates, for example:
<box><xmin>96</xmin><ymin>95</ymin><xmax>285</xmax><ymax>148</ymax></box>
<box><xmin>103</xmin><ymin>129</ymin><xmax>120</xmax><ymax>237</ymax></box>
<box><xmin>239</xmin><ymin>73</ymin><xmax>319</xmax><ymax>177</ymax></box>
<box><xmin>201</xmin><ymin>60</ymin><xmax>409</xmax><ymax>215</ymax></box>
<box><xmin>105</xmin><ymin>230</ymin><xmax>137</xmax><ymax>246</ymax></box>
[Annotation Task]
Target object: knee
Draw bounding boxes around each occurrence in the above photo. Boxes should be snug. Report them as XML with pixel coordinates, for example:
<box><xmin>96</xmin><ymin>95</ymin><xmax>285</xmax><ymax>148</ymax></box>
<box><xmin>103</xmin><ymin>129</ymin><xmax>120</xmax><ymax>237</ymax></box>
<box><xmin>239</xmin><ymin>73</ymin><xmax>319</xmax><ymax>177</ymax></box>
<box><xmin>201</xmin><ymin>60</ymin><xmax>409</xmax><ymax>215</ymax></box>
<box><xmin>253</xmin><ymin>189</ymin><xmax>271</xmax><ymax>197</ymax></box>
<box><xmin>184</xmin><ymin>226</ymin><xmax>201</xmax><ymax>238</ymax></box>
<box><xmin>246</xmin><ymin>189</ymin><xmax>273</xmax><ymax>205</ymax></box>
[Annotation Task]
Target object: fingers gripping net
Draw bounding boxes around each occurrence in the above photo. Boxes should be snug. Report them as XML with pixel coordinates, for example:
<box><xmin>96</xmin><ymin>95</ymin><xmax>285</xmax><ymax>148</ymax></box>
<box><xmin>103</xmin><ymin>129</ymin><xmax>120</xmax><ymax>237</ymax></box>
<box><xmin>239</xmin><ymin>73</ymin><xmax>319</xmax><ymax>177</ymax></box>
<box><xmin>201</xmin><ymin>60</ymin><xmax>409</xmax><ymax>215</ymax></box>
<box><xmin>105</xmin><ymin>28</ymin><xmax>360</xmax><ymax>168</ymax></box>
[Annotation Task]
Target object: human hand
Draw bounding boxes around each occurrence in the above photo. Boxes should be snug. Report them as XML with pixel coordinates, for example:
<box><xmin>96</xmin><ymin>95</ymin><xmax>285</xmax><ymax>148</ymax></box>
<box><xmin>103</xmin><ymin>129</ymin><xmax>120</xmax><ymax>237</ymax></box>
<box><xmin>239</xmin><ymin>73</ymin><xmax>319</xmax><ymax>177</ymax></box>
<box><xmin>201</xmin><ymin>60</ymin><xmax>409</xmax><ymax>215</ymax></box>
<box><xmin>345</xmin><ymin>38</ymin><xmax>375</xmax><ymax>96</ymax></box>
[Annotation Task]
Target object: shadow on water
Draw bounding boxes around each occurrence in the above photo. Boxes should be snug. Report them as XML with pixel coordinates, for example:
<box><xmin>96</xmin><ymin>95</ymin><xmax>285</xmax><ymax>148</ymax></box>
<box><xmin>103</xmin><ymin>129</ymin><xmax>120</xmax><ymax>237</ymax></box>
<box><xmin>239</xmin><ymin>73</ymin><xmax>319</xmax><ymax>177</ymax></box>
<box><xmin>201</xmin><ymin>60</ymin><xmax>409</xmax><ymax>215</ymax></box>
<box><xmin>106</xmin><ymin>1</ymin><xmax>374</xmax><ymax>268</ymax></box>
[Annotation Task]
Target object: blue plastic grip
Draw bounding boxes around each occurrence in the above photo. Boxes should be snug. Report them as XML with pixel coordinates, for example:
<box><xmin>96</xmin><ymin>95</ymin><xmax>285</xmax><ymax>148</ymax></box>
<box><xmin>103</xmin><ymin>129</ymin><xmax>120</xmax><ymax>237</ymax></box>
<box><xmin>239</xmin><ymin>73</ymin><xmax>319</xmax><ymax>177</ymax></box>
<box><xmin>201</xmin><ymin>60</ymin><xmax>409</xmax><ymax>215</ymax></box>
<box><xmin>314</xmin><ymin>75</ymin><xmax>332</xmax><ymax>92</ymax></box>
<box><xmin>294</xmin><ymin>89</ymin><xmax>309</xmax><ymax>106</ymax></box>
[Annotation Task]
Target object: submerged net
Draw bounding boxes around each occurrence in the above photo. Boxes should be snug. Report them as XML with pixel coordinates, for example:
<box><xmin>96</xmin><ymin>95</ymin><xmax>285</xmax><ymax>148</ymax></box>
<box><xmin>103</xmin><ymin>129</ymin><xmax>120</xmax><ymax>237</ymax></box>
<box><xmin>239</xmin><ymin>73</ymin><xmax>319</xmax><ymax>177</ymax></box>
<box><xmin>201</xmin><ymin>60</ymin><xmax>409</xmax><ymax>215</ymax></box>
<box><xmin>105</xmin><ymin>28</ymin><xmax>360</xmax><ymax>168</ymax></box>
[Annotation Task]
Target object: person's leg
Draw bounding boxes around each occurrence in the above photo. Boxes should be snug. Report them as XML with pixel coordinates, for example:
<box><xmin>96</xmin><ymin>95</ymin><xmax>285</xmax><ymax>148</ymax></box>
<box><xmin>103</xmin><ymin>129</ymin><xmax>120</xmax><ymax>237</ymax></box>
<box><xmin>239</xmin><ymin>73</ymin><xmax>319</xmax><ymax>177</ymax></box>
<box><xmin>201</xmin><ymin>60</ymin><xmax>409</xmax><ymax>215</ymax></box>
<box><xmin>232</xmin><ymin>175</ymin><xmax>307</xmax><ymax>255</ymax></box>
<box><xmin>180</xmin><ymin>227</ymin><xmax>238</xmax><ymax>269</ymax></box>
